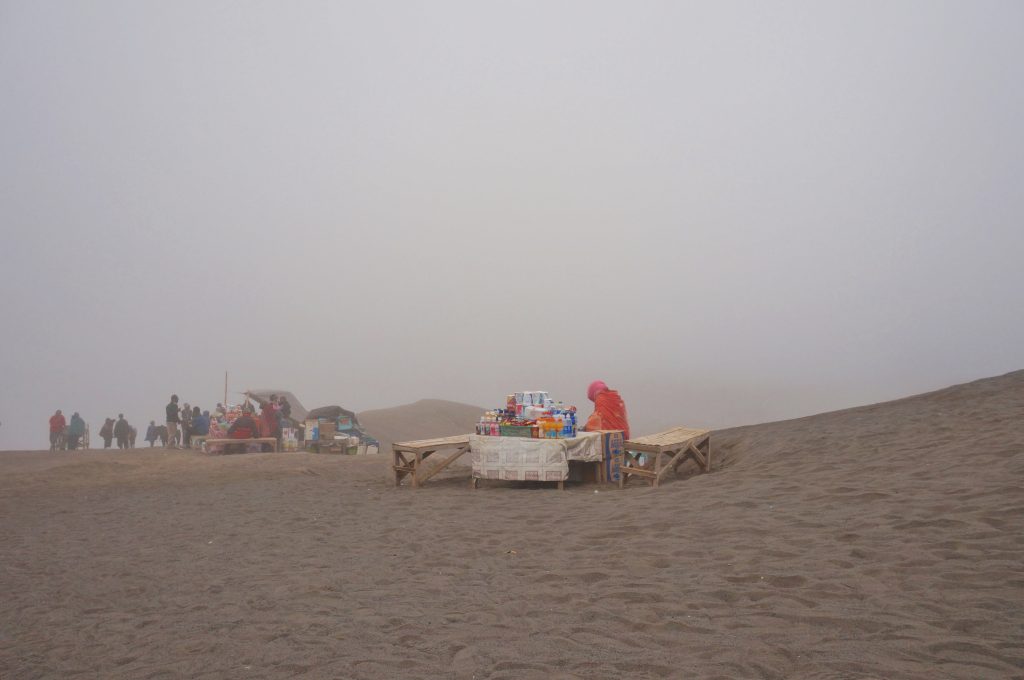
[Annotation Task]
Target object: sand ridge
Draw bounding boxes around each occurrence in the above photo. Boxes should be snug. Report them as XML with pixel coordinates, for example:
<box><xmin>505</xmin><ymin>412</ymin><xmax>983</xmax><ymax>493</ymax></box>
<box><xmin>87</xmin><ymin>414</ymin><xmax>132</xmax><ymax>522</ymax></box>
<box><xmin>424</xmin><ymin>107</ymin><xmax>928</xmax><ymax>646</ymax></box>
<box><xmin>0</xmin><ymin>371</ymin><xmax>1022</xmax><ymax>678</ymax></box>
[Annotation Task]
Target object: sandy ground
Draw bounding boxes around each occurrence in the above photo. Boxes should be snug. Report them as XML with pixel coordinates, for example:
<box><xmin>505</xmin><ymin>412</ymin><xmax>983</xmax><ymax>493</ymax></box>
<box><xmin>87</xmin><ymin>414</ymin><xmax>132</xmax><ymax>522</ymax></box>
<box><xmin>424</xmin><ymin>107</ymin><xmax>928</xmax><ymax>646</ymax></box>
<box><xmin>1</xmin><ymin>372</ymin><xmax>1022</xmax><ymax>679</ymax></box>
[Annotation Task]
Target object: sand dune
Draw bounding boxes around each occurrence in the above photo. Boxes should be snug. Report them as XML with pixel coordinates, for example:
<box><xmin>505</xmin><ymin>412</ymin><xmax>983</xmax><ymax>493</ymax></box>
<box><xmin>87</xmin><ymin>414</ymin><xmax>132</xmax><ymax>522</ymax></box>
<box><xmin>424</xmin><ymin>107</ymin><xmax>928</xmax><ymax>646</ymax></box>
<box><xmin>358</xmin><ymin>399</ymin><xmax>483</xmax><ymax>453</ymax></box>
<box><xmin>0</xmin><ymin>372</ymin><xmax>1022</xmax><ymax>679</ymax></box>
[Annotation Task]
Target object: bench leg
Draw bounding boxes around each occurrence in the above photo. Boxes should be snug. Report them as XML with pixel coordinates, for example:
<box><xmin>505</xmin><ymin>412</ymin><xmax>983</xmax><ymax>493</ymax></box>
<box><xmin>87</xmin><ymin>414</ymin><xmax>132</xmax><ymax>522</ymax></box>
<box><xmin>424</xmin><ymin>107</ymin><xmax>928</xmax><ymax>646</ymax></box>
<box><xmin>411</xmin><ymin>451</ymin><xmax>423</xmax><ymax>489</ymax></box>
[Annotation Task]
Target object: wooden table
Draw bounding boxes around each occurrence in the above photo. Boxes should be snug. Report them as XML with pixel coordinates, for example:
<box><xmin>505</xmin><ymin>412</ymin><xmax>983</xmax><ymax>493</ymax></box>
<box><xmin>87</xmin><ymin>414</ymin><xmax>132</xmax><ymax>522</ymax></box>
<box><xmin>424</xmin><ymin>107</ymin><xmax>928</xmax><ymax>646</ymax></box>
<box><xmin>392</xmin><ymin>435</ymin><xmax>472</xmax><ymax>488</ymax></box>
<box><xmin>621</xmin><ymin>427</ymin><xmax>711</xmax><ymax>488</ymax></box>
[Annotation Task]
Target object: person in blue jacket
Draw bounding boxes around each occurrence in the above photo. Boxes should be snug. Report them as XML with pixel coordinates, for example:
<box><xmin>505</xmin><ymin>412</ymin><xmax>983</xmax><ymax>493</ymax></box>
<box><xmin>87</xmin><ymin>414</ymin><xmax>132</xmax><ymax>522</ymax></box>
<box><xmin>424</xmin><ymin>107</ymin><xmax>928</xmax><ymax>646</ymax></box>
<box><xmin>190</xmin><ymin>408</ymin><xmax>211</xmax><ymax>438</ymax></box>
<box><xmin>67</xmin><ymin>412</ymin><xmax>86</xmax><ymax>450</ymax></box>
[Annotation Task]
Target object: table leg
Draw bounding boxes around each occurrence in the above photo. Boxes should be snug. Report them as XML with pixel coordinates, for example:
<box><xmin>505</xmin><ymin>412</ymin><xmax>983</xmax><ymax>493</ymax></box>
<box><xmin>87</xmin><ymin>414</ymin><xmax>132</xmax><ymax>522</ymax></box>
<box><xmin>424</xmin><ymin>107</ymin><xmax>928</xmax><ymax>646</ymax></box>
<box><xmin>412</xmin><ymin>450</ymin><xmax>422</xmax><ymax>489</ymax></box>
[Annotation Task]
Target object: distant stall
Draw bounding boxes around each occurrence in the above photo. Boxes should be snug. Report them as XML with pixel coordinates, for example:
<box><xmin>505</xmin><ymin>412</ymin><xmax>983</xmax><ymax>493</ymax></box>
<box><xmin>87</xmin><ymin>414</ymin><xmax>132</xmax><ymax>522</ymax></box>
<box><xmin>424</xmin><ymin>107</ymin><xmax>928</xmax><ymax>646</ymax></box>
<box><xmin>305</xmin><ymin>405</ymin><xmax>379</xmax><ymax>454</ymax></box>
<box><xmin>245</xmin><ymin>389</ymin><xmax>379</xmax><ymax>454</ymax></box>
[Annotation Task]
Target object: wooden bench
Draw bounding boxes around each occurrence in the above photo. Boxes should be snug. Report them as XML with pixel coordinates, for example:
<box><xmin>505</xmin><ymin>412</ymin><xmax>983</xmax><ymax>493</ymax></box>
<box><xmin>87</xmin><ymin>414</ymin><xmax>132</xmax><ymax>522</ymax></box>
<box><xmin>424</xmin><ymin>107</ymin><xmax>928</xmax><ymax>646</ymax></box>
<box><xmin>392</xmin><ymin>435</ymin><xmax>471</xmax><ymax>488</ymax></box>
<box><xmin>621</xmin><ymin>427</ymin><xmax>711</xmax><ymax>488</ymax></box>
<box><xmin>203</xmin><ymin>437</ymin><xmax>278</xmax><ymax>453</ymax></box>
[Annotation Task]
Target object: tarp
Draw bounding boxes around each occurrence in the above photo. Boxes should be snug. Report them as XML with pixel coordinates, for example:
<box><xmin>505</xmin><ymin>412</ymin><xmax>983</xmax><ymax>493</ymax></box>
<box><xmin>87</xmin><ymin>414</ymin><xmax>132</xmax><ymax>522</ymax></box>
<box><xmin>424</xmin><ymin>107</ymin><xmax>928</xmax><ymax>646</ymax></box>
<box><xmin>307</xmin><ymin>405</ymin><xmax>359</xmax><ymax>422</ymax></box>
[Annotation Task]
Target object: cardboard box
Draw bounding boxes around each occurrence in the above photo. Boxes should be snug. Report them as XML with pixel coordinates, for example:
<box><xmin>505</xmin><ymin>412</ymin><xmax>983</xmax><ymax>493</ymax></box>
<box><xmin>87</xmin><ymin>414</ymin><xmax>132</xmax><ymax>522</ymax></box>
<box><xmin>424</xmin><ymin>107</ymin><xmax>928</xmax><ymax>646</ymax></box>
<box><xmin>598</xmin><ymin>430</ymin><xmax>625</xmax><ymax>483</ymax></box>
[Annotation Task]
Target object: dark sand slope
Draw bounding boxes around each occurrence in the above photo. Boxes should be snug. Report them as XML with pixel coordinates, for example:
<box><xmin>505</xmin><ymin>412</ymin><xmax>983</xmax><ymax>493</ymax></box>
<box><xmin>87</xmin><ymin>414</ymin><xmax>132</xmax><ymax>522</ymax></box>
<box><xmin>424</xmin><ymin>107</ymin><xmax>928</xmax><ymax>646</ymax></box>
<box><xmin>0</xmin><ymin>372</ymin><xmax>1022</xmax><ymax>679</ymax></box>
<box><xmin>358</xmin><ymin>399</ymin><xmax>483</xmax><ymax>454</ymax></box>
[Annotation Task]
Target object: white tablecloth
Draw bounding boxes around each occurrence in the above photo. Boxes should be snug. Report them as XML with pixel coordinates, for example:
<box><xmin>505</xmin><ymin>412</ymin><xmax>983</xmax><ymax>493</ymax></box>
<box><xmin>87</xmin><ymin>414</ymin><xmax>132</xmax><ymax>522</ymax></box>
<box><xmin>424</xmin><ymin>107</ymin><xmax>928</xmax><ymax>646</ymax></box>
<box><xmin>470</xmin><ymin>432</ymin><xmax>602</xmax><ymax>482</ymax></box>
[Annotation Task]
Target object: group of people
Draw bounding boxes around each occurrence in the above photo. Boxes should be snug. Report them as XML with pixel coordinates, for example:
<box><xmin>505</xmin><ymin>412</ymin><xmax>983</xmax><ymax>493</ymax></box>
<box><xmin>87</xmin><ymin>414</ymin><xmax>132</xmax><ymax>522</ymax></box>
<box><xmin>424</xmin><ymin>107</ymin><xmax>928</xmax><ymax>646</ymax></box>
<box><xmin>47</xmin><ymin>410</ymin><xmax>137</xmax><ymax>450</ymax></box>
<box><xmin>217</xmin><ymin>394</ymin><xmax>291</xmax><ymax>452</ymax></box>
<box><xmin>158</xmin><ymin>395</ymin><xmax>213</xmax><ymax>449</ymax></box>
<box><xmin>47</xmin><ymin>384</ymin><xmax>621</xmax><ymax>453</ymax></box>
<box><xmin>48</xmin><ymin>393</ymin><xmax>295</xmax><ymax>452</ymax></box>
<box><xmin>99</xmin><ymin>415</ymin><xmax>137</xmax><ymax>449</ymax></box>
<box><xmin>48</xmin><ymin>410</ymin><xmax>86</xmax><ymax>450</ymax></box>
<box><xmin>158</xmin><ymin>393</ymin><xmax>292</xmax><ymax>450</ymax></box>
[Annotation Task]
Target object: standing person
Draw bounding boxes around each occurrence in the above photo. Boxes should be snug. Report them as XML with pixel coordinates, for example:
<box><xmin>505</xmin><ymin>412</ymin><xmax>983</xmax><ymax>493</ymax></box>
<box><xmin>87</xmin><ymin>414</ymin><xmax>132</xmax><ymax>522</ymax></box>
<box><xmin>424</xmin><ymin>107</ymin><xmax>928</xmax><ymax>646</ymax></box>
<box><xmin>181</xmin><ymin>403</ymin><xmax>194</xmax><ymax>449</ymax></box>
<box><xmin>67</xmin><ymin>412</ymin><xmax>86</xmax><ymax>450</ymax></box>
<box><xmin>583</xmin><ymin>380</ymin><xmax>631</xmax><ymax>440</ymax></box>
<box><xmin>49</xmin><ymin>410</ymin><xmax>66</xmax><ymax>451</ymax></box>
<box><xmin>99</xmin><ymin>418</ymin><xmax>115</xmax><ymax>448</ymax></box>
<box><xmin>129</xmin><ymin>425</ymin><xmax>137</xmax><ymax>448</ymax></box>
<box><xmin>214</xmin><ymin>403</ymin><xmax>226</xmax><ymax>419</ymax></box>
<box><xmin>114</xmin><ymin>414</ymin><xmax>130</xmax><ymax>449</ymax></box>
<box><xmin>157</xmin><ymin>425</ymin><xmax>168</xmax><ymax>447</ymax></box>
<box><xmin>260</xmin><ymin>397</ymin><xmax>280</xmax><ymax>442</ymax></box>
<box><xmin>145</xmin><ymin>421</ymin><xmax>158</xmax><ymax>447</ymax></box>
<box><xmin>165</xmin><ymin>395</ymin><xmax>180</xmax><ymax>449</ymax></box>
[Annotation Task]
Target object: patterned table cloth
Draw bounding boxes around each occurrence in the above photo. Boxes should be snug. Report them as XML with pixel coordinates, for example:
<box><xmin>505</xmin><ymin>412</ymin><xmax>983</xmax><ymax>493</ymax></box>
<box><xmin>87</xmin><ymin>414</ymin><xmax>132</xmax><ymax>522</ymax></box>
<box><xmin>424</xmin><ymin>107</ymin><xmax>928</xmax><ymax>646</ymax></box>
<box><xmin>470</xmin><ymin>432</ymin><xmax>603</xmax><ymax>482</ymax></box>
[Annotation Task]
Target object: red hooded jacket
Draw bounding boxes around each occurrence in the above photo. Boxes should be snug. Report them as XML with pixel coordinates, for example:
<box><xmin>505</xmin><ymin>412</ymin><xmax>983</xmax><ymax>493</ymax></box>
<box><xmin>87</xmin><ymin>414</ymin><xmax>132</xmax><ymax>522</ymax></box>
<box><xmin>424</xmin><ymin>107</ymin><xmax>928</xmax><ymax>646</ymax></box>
<box><xmin>585</xmin><ymin>390</ymin><xmax>630</xmax><ymax>440</ymax></box>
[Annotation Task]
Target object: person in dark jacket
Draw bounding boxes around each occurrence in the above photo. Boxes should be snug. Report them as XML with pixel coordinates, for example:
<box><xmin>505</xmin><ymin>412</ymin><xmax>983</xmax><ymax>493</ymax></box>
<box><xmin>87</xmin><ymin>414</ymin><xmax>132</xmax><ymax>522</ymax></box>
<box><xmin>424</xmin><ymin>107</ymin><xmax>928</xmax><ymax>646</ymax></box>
<box><xmin>180</xmin><ymin>403</ymin><xmax>194</xmax><ymax>448</ymax></box>
<box><xmin>67</xmin><ymin>412</ymin><xmax>86</xmax><ymax>450</ymax></box>
<box><xmin>99</xmin><ymin>418</ymin><xmax>115</xmax><ymax>448</ymax></box>
<box><xmin>145</xmin><ymin>421</ymin><xmax>158</xmax><ymax>447</ymax></box>
<box><xmin>226</xmin><ymin>411</ymin><xmax>259</xmax><ymax>453</ymax></box>
<box><xmin>114</xmin><ymin>414</ymin><xmax>130</xmax><ymax>449</ymax></box>
<box><xmin>165</xmin><ymin>395</ymin><xmax>180</xmax><ymax>449</ymax></box>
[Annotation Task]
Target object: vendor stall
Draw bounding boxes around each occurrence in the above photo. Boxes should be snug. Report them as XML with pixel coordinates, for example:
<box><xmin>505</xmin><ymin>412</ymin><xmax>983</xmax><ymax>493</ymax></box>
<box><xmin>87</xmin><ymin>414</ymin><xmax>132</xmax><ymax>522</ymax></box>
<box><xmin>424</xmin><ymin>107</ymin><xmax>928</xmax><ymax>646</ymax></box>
<box><xmin>390</xmin><ymin>391</ymin><xmax>628</xmax><ymax>490</ymax></box>
<box><xmin>304</xmin><ymin>405</ymin><xmax>379</xmax><ymax>454</ymax></box>
<box><xmin>203</xmin><ymin>401</ymin><xmax>275</xmax><ymax>454</ymax></box>
<box><xmin>467</xmin><ymin>390</ymin><xmax>606</xmax><ymax>489</ymax></box>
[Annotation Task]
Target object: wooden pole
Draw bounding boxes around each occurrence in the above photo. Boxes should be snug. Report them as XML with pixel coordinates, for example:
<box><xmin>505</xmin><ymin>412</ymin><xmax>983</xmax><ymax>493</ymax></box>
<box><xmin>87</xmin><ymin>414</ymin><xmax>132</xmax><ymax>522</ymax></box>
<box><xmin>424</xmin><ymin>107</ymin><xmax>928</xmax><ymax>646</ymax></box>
<box><xmin>224</xmin><ymin>372</ymin><xmax>228</xmax><ymax>407</ymax></box>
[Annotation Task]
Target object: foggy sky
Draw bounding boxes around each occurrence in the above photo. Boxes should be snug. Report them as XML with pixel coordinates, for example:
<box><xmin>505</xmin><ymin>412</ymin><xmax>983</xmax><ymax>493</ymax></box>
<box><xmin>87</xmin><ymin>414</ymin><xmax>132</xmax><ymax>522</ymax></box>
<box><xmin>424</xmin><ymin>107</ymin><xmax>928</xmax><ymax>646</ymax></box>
<box><xmin>2</xmin><ymin>1</ymin><xmax>1022</xmax><ymax>450</ymax></box>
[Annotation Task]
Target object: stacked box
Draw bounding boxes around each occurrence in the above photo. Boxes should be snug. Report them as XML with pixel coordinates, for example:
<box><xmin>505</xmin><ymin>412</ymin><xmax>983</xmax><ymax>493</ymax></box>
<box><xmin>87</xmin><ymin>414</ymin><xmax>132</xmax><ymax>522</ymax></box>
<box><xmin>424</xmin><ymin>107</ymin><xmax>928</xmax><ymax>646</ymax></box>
<box><xmin>319</xmin><ymin>420</ymin><xmax>337</xmax><ymax>440</ymax></box>
<box><xmin>600</xmin><ymin>430</ymin><xmax>625</xmax><ymax>483</ymax></box>
<box><xmin>304</xmin><ymin>419</ymin><xmax>319</xmax><ymax>442</ymax></box>
<box><xmin>499</xmin><ymin>425</ymin><xmax>535</xmax><ymax>438</ymax></box>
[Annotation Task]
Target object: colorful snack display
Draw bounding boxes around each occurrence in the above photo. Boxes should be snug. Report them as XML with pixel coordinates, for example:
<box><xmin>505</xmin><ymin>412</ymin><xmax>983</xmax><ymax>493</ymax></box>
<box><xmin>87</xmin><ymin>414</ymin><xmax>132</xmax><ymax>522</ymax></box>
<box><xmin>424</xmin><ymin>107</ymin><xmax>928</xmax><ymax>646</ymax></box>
<box><xmin>476</xmin><ymin>391</ymin><xmax>578</xmax><ymax>439</ymax></box>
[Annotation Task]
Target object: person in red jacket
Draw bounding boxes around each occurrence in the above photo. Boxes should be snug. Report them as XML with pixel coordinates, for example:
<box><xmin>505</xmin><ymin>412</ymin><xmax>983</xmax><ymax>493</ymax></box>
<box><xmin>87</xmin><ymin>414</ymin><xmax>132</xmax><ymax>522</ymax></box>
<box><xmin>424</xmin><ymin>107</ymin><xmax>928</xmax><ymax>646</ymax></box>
<box><xmin>226</xmin><ymin>410</ymin><xmax>259</xmax><ymax>454</ymax></box>
<box><xmin>49</xmin><ymin>410</ymin><xmax>67</xmax><ymax>451</ymax></box>
<box><xmin>583</xmin><ymin>380</ymin><xmax>630</xmax><ymax>440</ymax></box>
<box><xmin>259</xmin><ymin>396</ymin><xmax>280</xmax><ymax>439</ymax></box>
